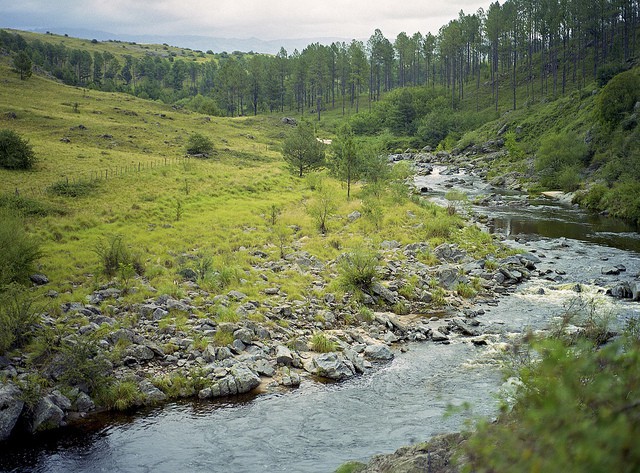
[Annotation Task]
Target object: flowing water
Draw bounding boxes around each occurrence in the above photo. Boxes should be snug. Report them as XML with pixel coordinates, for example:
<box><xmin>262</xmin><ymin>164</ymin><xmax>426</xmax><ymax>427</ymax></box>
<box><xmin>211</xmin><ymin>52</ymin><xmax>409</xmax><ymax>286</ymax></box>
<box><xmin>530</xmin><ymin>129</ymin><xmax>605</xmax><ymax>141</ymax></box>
<box><xmin>2</xmin><ymin>165</ymin><xmax>639</xmax><ymax>473</ymax></box>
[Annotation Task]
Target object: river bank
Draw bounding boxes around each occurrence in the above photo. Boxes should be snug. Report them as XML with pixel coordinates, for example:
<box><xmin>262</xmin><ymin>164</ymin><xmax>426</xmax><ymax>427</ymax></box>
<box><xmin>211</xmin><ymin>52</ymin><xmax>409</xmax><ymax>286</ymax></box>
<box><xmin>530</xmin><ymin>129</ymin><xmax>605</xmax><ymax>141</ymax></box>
<box><xmin>2</xmin><ymin>151</ymin><xmax>639</xmax><ymax>473</ymax></box>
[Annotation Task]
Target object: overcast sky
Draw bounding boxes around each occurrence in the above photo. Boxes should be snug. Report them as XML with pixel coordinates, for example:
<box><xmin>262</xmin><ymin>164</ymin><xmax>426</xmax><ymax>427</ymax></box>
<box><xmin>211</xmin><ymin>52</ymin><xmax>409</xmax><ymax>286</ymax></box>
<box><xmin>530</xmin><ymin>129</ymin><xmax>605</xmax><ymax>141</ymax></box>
<box><xmin>1</xmin><ymin>0</ymin><xmax>489</xmax><ymax>41</ymax></box>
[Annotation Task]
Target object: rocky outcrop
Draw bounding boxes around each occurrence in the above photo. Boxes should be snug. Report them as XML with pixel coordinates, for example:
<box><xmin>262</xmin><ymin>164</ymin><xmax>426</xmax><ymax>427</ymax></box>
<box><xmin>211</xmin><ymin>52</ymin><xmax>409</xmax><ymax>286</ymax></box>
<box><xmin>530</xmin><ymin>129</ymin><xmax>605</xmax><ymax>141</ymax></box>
<box><xmin>357</xmin><ymin>433</ymin><xmax>465</xmax><ymax>473</ymax></box>
<box><xmin>306</xmin><ymin>352</ymin><xmax>356</xmax><ymax>380</ymax></box>
<box><xmin>0</xmin><ymin>383</ymin><xmax>24</xmax><ymax>441</ymax></box>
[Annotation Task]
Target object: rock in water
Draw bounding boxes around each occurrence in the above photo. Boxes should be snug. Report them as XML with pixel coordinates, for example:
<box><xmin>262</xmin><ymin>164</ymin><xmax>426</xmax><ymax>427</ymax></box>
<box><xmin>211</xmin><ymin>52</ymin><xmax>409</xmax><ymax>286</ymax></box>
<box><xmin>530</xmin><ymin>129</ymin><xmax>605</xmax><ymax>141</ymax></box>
<box><xmin>229</xmin><ymin>364</ymin><xmax>261</xmax><ymax>393</ymax></box>
<box><xmin>0</xmin><ymin>383</ymin><xmax>24</xmax><ymax>441</ymax></box>
<box><xmin>311</xmin><ymin>353</ymin><xmax>355</xmax><ymax>380</ymax></box>
<box><xmin>364</xmin><ymin>344</ymin><xmax>394</xmax><ymax>361</ymax></box>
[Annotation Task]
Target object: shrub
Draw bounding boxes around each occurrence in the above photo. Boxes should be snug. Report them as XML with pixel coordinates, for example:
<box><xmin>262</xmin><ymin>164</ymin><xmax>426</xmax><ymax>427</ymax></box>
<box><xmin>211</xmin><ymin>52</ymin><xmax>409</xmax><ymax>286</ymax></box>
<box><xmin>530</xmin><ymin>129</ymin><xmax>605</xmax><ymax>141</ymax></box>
<box><xmin>310</xmin><ymin>332</ymin><xmax>338</xmax><ymax>353</ymax></box>
<box><xmin>535</xmin><ymin>131</ymin><xmax>587</xmax><ymax>190</ymax></box>
<box><xmin>596</xmin><ymin>69</ymin><xmax>640</xmax><ymax>127</ymax></box>
<box><xmin>0</xmin><ymin>129</ymin><xmax>36</xmax><ymax>170</ymax></box>
<box><xmin>186</xmin><ymin>132</ymin><xmax>214</xmax><ymax>156</ymax></box>
<box><xmin>94</xmin><ymin>234</ymin><xmax>144</xmax><ymax>278</ymax></box>
<box><xmin>54</xmin><ymin>335</ymin><xmax>112</xmax><ymax>394</ymax></box>
<box><xmin>464</xmin><ymin>329</ymin><xmax>640</xmax><ymax>473</ymax></box>
<box><xmin>0</xmin><ymin>285</ymin><xmax>40</xmax><ymax>355</ymax></box>
<box><xmin>0</xmin><ymin>193</ymin><xmax>64</xmax><ymax>217</ymax></box>
<box><xmin>48</xmin><ymin>179</ymin><xmax>98</xmax><ymax>197</ymax></box>
<box><xmin>0</xmin><ymin>209</ymin><xmax>42</xmax><ymax>286</ymax></box>
<box><xmin>337</xmin><ymin>247</ymin><xmax>379</xmax><ymax>293</ymax></box>
<box><xmin>98</xmin><ymin>379</ymin><xmax>144</xmax><ymax>410</ymax></box>
<box><xmin>307</xmin><ymin>189</ymin><xmax>337</xmax><ymax>234</ymax></box>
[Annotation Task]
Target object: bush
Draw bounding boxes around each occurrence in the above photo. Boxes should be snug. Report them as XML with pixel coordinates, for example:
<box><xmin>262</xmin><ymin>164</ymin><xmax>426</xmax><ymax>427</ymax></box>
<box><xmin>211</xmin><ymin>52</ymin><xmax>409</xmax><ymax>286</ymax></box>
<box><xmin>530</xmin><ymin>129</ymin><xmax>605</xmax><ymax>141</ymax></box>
<box><xmin>94</xmin><ymin>234</ymin><xmax>144</xmax><ymax>278</ymax></box>
<box><xmin>0</xmin><ymin>209</ymin><xmax>42</xmax><ymax>286</ymax></box>
<box><xmin>48</xmin><ymin>179</ymin><xmax>98</xmax><ymax>197</ymax></box>
<box><xmin>464</xmin><ymin>328</ymin><xmax>640</xmax><ymax>473</ymax></box>
<box><xmin>0</xmin><ymin>285</ymin><xmax>40</xmax><ymax>355</ymax></box>
<box><xmin>337</xmin><ymin>247</ymin><xmax>379</xmax><ymax>293</ymax></box>
<box><xmin>535</xmin><ymin>131</ymin><xmax>587</xmax><ymax>190</ymax></box>
<box><xmin>0</xmin><ymin>129</ymin><xmax>36</xmax><ymax>170</ymax></box>
<box><xmin>596</xmin><ymin>69</ymin><xmax>640</xmax><ymax>127</ymax></box>
<box><xmin>186</xmin><ymin>132</ymin><xmax>214</xmax><ymax>156</ymax></box>
<box><xmin>310</xmin><ymin>332</ymin><xmax>338</xmax><ymax>353</ymax></box>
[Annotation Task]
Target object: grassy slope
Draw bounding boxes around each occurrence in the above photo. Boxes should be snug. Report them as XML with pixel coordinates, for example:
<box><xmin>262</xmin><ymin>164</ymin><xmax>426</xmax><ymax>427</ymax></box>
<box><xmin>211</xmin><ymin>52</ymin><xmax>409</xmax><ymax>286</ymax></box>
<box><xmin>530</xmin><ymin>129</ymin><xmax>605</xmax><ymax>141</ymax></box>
<box><xmin>1</xmin><ymin>58</ymin><xmax>492</xmax><ymax>306</ymax></box>
<box><xmin>5</xmin><ymin>28</ymin><xmax>216</xmax><ymax>62</ymax></box>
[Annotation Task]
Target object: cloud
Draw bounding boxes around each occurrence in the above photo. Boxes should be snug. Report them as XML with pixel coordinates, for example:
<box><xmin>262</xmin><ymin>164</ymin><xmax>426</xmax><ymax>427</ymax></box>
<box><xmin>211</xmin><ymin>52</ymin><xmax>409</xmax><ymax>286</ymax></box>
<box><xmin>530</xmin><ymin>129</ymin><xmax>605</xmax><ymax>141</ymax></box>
<box><xmin>0</xmin><ymin>0</ymin><xmax>489</xmax><ymax>40</ymax></box>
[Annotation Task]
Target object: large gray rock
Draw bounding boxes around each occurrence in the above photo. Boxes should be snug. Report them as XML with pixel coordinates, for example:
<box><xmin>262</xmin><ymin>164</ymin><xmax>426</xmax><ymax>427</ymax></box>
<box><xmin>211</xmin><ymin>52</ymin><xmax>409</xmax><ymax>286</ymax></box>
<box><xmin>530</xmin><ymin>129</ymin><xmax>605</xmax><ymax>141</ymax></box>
<box><xmin>123</xmin><ymin>344</ymin><xmax>155</xmax><ymax>364</ymax></box>
<box><xmin>139</xmin><ymin>380</ymin><xmax>167</xmax><ymax>403</ymax></box>
<box><xmin>310</xmin><ymin>353</ymin><xmax>355</xmax><ymax>380</ymax></box>
<box><xmin>230</xmin><ymin>364</ymin><xmax>261</xmax><ymax>393</ymax></box>
<box><xmin>371</xmin><ymin>282</ymin><xmax>398</xmax><ymax>305</ymax></box>
<box><xmin>275</xmin><ymin>345</ymin><xmax>295</xmax><ymax>366</ymax></box>
<box><xmin>364</xmin><ymin>344</ymin><xmax>394</xmax><ymax>361</ymax></box>
<box><xmin>434</xmin><ymin>243</ymin><xmax>465</xmax><ymax>263</ymax></box>
<box><xmin>30</xmin><ymin>395</ymin><xmax>65</xmax><ymax>433</ymax></box>
<box><xmin>0</xmin><ymin>383</ymin><xmax>24</xmax><ymax>441</ymax></box>
<box><xmin>437</xmin><ymin>265</ymin><xmax>460</xmax><ymax>289</ymax></box>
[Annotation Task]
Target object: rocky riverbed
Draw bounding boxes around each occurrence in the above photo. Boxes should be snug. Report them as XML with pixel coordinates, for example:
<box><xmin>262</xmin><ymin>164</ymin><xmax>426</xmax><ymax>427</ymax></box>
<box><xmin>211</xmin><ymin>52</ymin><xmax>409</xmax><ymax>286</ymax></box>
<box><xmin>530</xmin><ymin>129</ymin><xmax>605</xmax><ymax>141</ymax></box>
<box><xmin>1</xmin><ymin>233</ymin><xmax>540</xmax><ymax>442</ymax></box>
<box><xmin>2</xmin><ymin>147</ymin><xmax>639</xmax><ymax>451</ymax></box>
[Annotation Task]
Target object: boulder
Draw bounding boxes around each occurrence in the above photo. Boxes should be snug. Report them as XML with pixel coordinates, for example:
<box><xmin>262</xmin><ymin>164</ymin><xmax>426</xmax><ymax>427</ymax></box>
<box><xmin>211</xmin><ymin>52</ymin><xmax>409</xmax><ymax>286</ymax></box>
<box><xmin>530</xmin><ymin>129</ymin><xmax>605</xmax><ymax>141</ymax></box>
<box><xmin>311</xmin><ymin>352</ymin><xmax>356</xmax><ymax>380</ymax></box>
<box><xmin>30</xmin><ymin>396</ymin><xmax>65</xmax><ymax>433</ymax></box>
<box><xmin>123</xmin><ymin>344</ymin><xmax>155</xmax><ymax>364</ymax></box>
<box><xmin>0</xmin><ymin>383</ymin><xmax>24</xmax><ymax>441</ymax></box>
<box><xmin>229</xmin><ymin>364</ymin><xmax>261</xmax><ymax>393</ymax></box>
<box><xmin>371</xmin><ymin>282</ymin><xmax>398</xmax><ymax>305</ymax></box>
<box><xmin>30</xmin><ymin>274</ymin><xmax>49</xmax><ymax>285</ymax></box>
<box><xmin>139</xmin><ymin>380</ymin><xmax>167</xmax><ymax>404</ymax></box>
<box><xmin>275</xmin><ymin>345</ymin><xmax>295</xmax><ymax>366</ymax></box>
<box><xmin>364</xmin><ymin>344</ymin><xmax>394</xmax><ymax>361</ymax></box>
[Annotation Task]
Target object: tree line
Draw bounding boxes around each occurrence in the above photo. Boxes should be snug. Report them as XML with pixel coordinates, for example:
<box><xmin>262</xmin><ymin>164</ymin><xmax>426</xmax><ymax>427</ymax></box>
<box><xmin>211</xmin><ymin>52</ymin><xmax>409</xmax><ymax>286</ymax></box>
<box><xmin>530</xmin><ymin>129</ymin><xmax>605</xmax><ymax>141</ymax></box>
<box><xmin>1</xmin><ymin>0</ymin><xmax>638</xmax><ymax>118</ymax></box>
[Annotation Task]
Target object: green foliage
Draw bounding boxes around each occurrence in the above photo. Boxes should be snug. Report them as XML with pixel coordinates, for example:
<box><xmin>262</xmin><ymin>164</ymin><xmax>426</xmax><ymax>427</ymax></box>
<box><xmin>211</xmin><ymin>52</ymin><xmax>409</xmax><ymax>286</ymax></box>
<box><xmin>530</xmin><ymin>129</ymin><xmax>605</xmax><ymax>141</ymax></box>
<box><xmin>306</xmin><ymin>188</ymin><xmax>337</xmax><ymax>234</ymax></box>
<box><xmin>337</xmin><ymin>247</ymin><xmax>379</xmax><ymax>293</ymax></box>
<box><xmin>0</xmin><ymin>209</ymin><xmax>42</xmax><ymax>287</ymax></box>
<box><xmin>0</xmin><ymin>193</ymin><xmax>64</xmax><ymax>217</ymax></box>
<box><xmin>54</xmin><ymin>335</ymin><xmax>112</xmax><ymax>393</ymax></box>
<box><xmin>186</xmin><ymin>132</ymin><xmax>214</xmax><ymax>157</ymax></box>
<box><xmin>282</xmin><ymin>122</ymin><xmax>325</xmax><ymax>177</ymax></box>
<box><xmin>94</xmin><ymin>234</ymin><xmax>143</xmax><ymax>278</ymax></box>
<box><xmin>12</xmin><ymin>50</ymin><xmax>32</xmax><ymax>80</ymax></box>
<box><xmin>330</xmin><ymin>124</ymin><xmax>362</xmax><ymax>199</ymax></box>
<box><xmin>503</xmin><ymin>131</ymin><xmax>525</xmax><ymax>161</ymax></box>
<box><xmin>98</xmin><ymin>379</ymin><xmax>145</xmax><ymax>410</ymax></box>
<box><xmin>0</xmin><ymin>129</ymin><xmax>36</xmax><ymax>170</ymax></box>
<box><xmin>310</xmin><ymin>332</ymin><xmax>338</xmax><ymax>353</ymax></box>
<box><xmin>0</xmin><ymin>285</ymin><xmax>40</xmax><ymax>355</ymax></box>
<box><xmin>464</xmin><ymin>329</ymin><xmax>640</xmax><ymax>473</ymax></box>
<box><xmin>334</xmin><ymin>461</ymin><xmax>366</xmax><ymax>473</ymax></box>
<box><xmin>596</xmin><ymin>69</ymin><xmax>640</xmax><ymax>127</ymax></box>
<box><xmin>48</xmin><ymin>179</ymin><xmax>98</xmax><ymax>197</ymax></box>
<box><xmin>535</xmin><ymin>131</ymin><xmax>587</xmax><ymax>191</ymax></box>
<box><xmin>455</xmin><ymin>282</ymin><xmax>476</xmax><ymax>299</ymax></box>
<box><xmin>213</xmin><ymin>329</ymin><xmax>235</xmax><ymax>347</ymax></box>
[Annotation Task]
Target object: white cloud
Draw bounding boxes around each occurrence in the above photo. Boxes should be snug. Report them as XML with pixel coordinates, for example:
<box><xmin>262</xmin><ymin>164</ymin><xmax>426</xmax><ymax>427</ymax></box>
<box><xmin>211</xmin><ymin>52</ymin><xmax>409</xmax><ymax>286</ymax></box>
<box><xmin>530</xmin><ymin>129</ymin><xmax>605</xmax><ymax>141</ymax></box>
<box><xmin>0</xmin><ymin>0</ymin><xmax>489</xmax><ymax>40</ymax></box>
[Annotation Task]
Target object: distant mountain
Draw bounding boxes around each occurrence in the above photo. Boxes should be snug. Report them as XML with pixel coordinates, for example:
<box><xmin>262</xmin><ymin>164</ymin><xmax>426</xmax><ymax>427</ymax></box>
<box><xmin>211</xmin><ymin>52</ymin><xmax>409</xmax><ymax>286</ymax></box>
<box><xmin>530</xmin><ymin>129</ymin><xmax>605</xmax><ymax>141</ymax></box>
<box><xmin>25</xmin><ymin>27</ymin><xmax>351</xmax><ymax>54</ymax></box>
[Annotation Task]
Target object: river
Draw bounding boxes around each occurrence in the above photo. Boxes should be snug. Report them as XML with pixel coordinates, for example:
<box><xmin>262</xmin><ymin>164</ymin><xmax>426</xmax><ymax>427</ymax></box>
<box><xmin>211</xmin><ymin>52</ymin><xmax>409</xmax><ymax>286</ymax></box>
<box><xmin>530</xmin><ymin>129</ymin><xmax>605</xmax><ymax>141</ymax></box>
<box><xmin>1</xmin><ymin>165</ymin><xmax>638</xmax><ymax>473</ymax></box>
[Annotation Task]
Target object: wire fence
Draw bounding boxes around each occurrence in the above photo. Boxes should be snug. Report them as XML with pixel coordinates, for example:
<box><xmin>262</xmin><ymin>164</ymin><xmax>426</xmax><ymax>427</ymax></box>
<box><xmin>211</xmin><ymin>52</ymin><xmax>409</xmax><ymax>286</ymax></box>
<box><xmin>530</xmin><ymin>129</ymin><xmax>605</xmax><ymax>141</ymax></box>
<box><xmin>11</xmin><ymin>156</ymin><xmax>193</xmax><ymax>198</ymax></box>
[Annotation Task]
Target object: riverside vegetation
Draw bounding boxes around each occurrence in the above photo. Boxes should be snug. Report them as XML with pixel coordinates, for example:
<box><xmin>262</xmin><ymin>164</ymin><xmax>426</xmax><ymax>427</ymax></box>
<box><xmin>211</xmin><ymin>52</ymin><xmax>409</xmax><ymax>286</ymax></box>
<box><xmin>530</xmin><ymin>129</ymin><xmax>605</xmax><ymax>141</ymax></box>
<box><xmin>0</xmin><ymin>54</ymin><xmax>530</xmax><ymax>441</ymax></box>
<box><xmin>0</xmin><ymin>9</ymin><xmax>639</xmax><ymax>472</ymax></box>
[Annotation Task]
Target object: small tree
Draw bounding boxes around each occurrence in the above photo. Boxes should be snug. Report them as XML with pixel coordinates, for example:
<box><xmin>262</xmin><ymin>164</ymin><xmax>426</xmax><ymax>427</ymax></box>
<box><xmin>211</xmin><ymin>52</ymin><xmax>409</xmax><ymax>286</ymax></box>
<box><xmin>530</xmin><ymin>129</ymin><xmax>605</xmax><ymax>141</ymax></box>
<box><xmin>330</xmin><ymin>124</ymin><xmax>362</xmax><ymax>199</ymax></box>
<box><xmin>12</xmin><ymin>51</ymin><xmax>32</xmax><ymax>80</ymax></box>
<box><xmin>282</xmin><ymin>122</ymin><xmax>325</xmax><ymax>177</ymax></box>
<box><xmin>0</xmin><ymin>129</ymin><xmax>37</xmax><ymax>170</ymax></box>
<box><xmin>186</xmin><ymin>132</ymin><xmax>214</xmax><ymax>157</ymax></box>
<box><xmin>307</xmin><ymin>188</ymin><xmax>336</xmax><ymax>234</ymax></box>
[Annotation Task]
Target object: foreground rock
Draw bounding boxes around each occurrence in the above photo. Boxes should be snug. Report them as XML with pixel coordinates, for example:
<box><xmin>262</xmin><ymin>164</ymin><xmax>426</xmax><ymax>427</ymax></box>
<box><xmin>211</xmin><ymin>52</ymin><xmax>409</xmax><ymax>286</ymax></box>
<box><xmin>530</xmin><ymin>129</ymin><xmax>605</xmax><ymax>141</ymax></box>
<box><xmin>0</xmin><ymin>383</ymin><xmax>24</xmax><ymax>441</ymax></box>
<box><xmin>341</xmin><ymin>432</ymin><xmax>465</xmax><ymax>473</ymax></box>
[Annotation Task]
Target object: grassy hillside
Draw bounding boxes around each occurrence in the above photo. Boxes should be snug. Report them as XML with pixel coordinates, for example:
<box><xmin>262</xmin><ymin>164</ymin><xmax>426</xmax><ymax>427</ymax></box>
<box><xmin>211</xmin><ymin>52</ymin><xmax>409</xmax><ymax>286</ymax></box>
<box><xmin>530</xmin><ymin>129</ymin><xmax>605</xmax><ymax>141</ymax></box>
<box><xmin>0</xmin><ymin>55</ymin><xmax>483</xmax><ymax>304</ymax></box>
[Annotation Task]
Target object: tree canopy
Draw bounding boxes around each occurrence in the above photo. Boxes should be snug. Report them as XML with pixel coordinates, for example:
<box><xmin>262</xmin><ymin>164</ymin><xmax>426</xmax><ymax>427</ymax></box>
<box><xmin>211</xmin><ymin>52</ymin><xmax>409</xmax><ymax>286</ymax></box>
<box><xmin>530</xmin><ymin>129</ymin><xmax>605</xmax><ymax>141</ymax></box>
<box><xmin>282</xmin><ymin>122</ymin><xmax>325</xmax><ymax>177</ymax></box>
